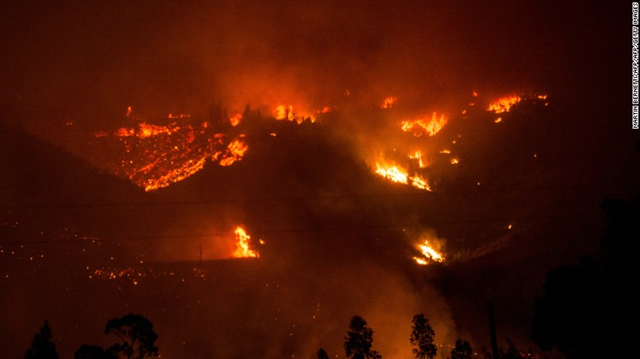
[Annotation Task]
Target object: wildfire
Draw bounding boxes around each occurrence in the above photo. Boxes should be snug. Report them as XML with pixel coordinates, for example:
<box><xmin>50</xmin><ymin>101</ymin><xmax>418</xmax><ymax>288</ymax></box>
<box><xmin>409</xmin><ymin>151</ymin><xmax>428</xmax><ymax>168</ymax></box>
<box><xmin>138</xmin><ymin>123</ymin><xmax>176</xmax><ymax>138</ymax></box>
<box><xmin>219</xmin><ymin>136</ymin><xmax>248</xmax><ymax>167</ymax></box>
<box><xmin>275</xmin><ymin>105</ymin><xmax>294</xmax><ymax>121</ymax></box>
<box><xmin>275</xmin><ymin>105</ymin><xmax>314</xmax><ymax>124</ymax></box>
<box><xmin>381</xmin><ymin>96</ymin><xmax>397</xmax><ymax>109</ymax></box>
<box><xmin>232</xmin><ymin>227</ymin><xmax>259</xmax><ymax>258</ymax></box>
<box><xmin>91</xmin><ymin>109</ymin><xmax>250</xmax><ymax>191</ymax></box>
<box><xmin>376</xmin><ymin>163</ymin><xmax>408</xmax><ymax>184</ymax></box>
<box><xmin>374</xmin><ymin>161</ymin><xmax>432</xmax><ymax>191</ymax></box>
<box><xmin>400</xmin><ymin>112</ymin><xmax>447</xmax><ymax>137</ymax></box>
<box><xmin>168</xmin><ymin>113</ymin><xmax>191</xmax><ymax>119</ymax></box>
<box><xmin>229</xmin><ymin>113</ymin><xmax>242</xmax><ymax>127</ymax></box>
<box><xmin>412</xmin><ymin>239</ymin><xmax>445</xmax><ymax>265</ymax></box>
<box><xmin>487</xmin><ymin>95</ymin><xmax>521</xmax><ymax>113</ymax></box>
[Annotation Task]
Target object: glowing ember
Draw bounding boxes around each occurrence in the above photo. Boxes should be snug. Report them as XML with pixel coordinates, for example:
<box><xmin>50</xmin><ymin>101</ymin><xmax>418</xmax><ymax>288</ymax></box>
<box><xmin>138</xmin><ymin>123</ymin><xmax>176</xmax><ymax>138</ymax></box>
<box><xmin>135</xmin><ymin>157</ymin><xmax>208</xmax><ymax>192</ymax></box>
<box><xmin>412</xmin><ymin>239</ymin><xmax>444</xmax><ymax>265</ymax></box>
<box><xmin>232</xmin><ymin>227</ymin><xmax>259</xmax><ymax>258</ymax></box>
<box><xmin>381</xmin><ymin>96</ymin><xmax>397</xmax><ymax>109</ymax></box>
<box><xmin>400</xmin><ymin>112</ymin><xmax>447</xmax><ymax>137</ymax></box>
<box><xmin>450</xmin><ymin>157</ymin><xmax>459</xmax><ymax>165</ymax></box>
<box><xmin>168</xmin><ymin>113</ymin><xmax>191</xmax><ymax>119</ymax></box>
<box><xmin>487</xmin><ymin>95</ymin><xmax>521</xmax><ymax>113</ymax></box>
<box><xmin>92</xmin><ymin>111</ymin><xmax>249</xmax><ymax>191</ymax></box>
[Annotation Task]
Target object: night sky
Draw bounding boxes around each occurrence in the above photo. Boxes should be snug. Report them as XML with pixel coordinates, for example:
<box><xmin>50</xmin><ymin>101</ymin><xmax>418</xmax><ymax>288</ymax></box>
<box><xmin>1</xmin><ymin>1</ymin><xmax>637</xmax><ymax>358</ymax></box>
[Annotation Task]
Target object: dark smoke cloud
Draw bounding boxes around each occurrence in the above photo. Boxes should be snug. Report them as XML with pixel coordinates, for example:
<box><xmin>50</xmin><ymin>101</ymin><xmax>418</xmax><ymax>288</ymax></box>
<box><xmin>2</xmin><ymin>0</ymin><xmax>590</xmax><ymax>126</ymax></box>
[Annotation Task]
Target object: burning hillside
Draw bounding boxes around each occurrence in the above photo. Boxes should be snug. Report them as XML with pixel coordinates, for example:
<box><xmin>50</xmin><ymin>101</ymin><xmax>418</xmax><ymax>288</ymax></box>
<box><xmin>86</xmin><ymin>108</ymin><xmax>249</xmax><ymax>191</ymax></box>
<box><xmin>2</xmin><ymin>1</ymin><xmax>630</xmax><ymax>358</ymax></box>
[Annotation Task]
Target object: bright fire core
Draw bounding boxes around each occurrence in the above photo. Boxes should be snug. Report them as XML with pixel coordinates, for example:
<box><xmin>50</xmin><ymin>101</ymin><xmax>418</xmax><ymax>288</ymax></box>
<box><xmin>412</xmin><ymin>239</ymin><xmax>445</xmax><ymax>265</ymax></box>
<box><xmin>232</xmin><ymin>227</ymin><xmax>259</xmax><ymax>258</ymax></box>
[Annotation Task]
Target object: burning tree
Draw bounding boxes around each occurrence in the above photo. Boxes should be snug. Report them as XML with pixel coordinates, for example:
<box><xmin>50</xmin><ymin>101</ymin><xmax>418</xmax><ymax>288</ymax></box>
<box><xmin>344</xmin><ymin>315</ymin><xmax>382</xmax><ymax>359</ymax></box>
<box><xmin>105</xmin><ymin>314</ymin><xmax>158</xmax><ymax>359</ymax></box>
<box><xmin>24</xmin><ymin>320</ymin><xmax>59</xmax><ymax>359</ymax></box>
<box><xmin>410</xmin><ymin>314</ymin><xmax>437</xmax><ymax>359</ymax></box>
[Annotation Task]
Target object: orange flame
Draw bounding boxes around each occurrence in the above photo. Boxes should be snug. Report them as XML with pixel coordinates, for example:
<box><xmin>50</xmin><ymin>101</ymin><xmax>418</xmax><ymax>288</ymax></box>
<box><xmin>381</xmin><ymin>96</ymin><xmax>397</xmax><ymax>109</ymax></box>
<box><xmin>275</xmin><ymin>105</ymin><xmax>294</xmax><ymax>121</ymax></box>
<box><xmin>219</xmin><ymin>136</ymin><xmax>248</xmax><ymax>167</ymax></box>
<box><xmin>137</xmin><ymin>157</ymin><xmax>208</xmax><ymax>192</ymax></box>
<box><xmin>400</xmin><ymin>112</ymin><xmax>447</xmax><ymax>137</ymax></box>
<box><xmin>409</xmin><ymin>151</ymin><xmax>428</xmax><ymax>169</ymax></box>
<box><xmin>138</xmin><ymin>123</ymin><xmax>176</xmax><ymax>138</ymax></box>
<box><xmin>374</xmin><ymin>160</ymin><xmax>432</xmax><ymax>191</ymax></box>
<box><xmin>375</xmin><ymin>163</ymin><xmax>408</xmax><ymax>184</ymax></box>
<box><xmin>487</xmin><ymin>95</ymin><xmax>521</xmax><ymax>113</ymax></box>
<box><xmin>230</xmin><ymin>113</ymin><xmax>242</xmax><ymax>127</ymax></box>
<box><xmin>232</xmin><ymin>227</ymin><xmax>259</xmax><ymax>258</ymax></box>
<box><xmin>93</xmin><ymin>112</ymin><xmax>249</xmax><ymax>191</ymax></box>
<box><xmin>275</xmin><ymin>105</ymin><xmax>314</xmax><ymax>124</ymax></box>
<box><xmin>412</xmin><ymin>239</ymin><xmax>444</xmax><ymax>265</ymax></box>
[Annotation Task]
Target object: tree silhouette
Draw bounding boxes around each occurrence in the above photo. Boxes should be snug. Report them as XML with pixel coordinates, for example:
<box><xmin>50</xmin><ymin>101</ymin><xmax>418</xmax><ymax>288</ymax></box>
<box><xmin>410</xmin><ymin>314</ymin><xmax>437</xmax><ymax>359</ymax></box>
<box><xmin>75</xmin><ymin>344</ymin><xmax>114</xmax><ymax>359</ymax></box>
<box><xmin>449</xmin><ymin>338</ymin><xmax>472</xmax><ymax>359</ymax></box>
<box><xmin>105</xmin><ymin>314</ymin><xmax>158</xmax><ymax>359</ymax></box>
<box><xmin>532</xmin><ymin>196</ymin><xmax>640</xmax><ymax>358</ymax></box>
<box><xmin>317</xmin><ymin>348</ymin><xmax>329</xmax><ymax>359</ymax></box>
<box><xmin>500</xmin><ymin>338</ymin><xmax>522</xmax><ymax>359</ymax></box>
<box><xmin>24</xmin><ymin>320</ymin><xmax>59</xmax><ymax>359</ymax></box>
<box><xmin>344</xmin><ymin>315</ymin><xmax>382</xmax><ymax>359</ymax></box>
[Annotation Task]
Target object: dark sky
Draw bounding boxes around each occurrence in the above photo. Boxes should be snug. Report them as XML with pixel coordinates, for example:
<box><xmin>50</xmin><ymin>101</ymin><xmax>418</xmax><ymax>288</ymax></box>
<box><xmin>1</xmin><ymin>1</ymin><xmax>637</xmax><ymax>358</ymax></box>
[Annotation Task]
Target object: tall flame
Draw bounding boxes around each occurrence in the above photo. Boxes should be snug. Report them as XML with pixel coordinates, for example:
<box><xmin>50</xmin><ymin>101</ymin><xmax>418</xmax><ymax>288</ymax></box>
<box><xmin>275</xmin><ymin>105</ymin><xmax>295</xmax><ymax>121</ymax></box>
<box><xmin>232</xmin><ymin>227</ymin><xmax>259</xmax><ymax>258</ymax></box>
